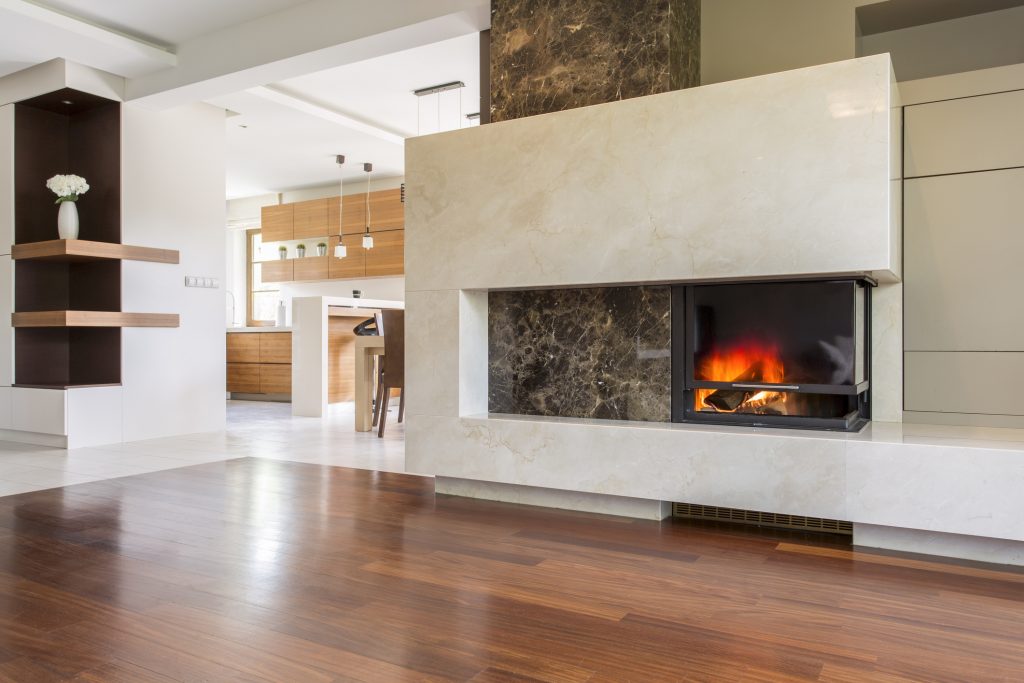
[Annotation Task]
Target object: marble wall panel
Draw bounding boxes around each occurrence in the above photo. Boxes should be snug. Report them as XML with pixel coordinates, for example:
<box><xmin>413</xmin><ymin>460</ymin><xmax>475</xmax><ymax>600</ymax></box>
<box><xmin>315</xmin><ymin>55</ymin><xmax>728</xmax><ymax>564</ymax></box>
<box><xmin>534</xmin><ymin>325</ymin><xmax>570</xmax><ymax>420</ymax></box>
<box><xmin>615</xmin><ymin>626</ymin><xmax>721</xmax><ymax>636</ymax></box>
<box><xmin>489</xmin><ymin>0</ymin><xmax>700</xmax><ymax>121</ymax></box>
<box><xmin>489</xmin><ymin>286</ymin><xmax>671</xmax><ymax>421</ymax></box>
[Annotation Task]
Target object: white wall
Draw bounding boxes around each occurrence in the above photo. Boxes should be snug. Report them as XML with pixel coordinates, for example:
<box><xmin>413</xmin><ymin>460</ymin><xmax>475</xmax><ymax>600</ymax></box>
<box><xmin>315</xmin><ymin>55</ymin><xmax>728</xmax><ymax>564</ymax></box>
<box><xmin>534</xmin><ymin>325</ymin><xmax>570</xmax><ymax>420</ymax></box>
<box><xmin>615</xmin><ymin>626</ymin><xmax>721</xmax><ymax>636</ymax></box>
<box><xmin>701</xmin><ymin>0</ymin><xmax>877</xmax><ymax>85</ymax></box>
<box><xmin>122</xmin><ymin>102</ymin><xmax>227</xmax><ymax>441</ymax></box>
<box><xmin>858</xmin><ymin>6</ymin><xmax>1024</xmax><ymax>82</ymax></box>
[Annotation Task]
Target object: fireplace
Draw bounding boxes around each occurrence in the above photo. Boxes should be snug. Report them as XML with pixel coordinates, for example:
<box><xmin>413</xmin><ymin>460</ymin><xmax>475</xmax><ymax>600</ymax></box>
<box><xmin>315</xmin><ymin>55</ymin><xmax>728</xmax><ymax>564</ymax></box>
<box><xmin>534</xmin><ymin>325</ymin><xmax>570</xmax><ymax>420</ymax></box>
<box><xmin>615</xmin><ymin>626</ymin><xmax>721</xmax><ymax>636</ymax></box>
<box><xmin>671</xmin><ymin>279</ymin><xmax>873</xmax><ymax>431</ymax></box>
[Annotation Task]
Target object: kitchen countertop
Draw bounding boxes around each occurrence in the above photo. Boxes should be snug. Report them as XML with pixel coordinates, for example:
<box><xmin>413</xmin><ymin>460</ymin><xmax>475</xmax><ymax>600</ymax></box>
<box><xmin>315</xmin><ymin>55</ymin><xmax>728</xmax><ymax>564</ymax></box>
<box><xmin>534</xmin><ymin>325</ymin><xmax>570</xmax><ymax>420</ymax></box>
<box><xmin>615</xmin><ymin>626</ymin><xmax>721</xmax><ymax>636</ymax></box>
<box><xmin>226</xmin><ymin>327</ymin><xmax>292</xmax><ymax>333</ymax></box>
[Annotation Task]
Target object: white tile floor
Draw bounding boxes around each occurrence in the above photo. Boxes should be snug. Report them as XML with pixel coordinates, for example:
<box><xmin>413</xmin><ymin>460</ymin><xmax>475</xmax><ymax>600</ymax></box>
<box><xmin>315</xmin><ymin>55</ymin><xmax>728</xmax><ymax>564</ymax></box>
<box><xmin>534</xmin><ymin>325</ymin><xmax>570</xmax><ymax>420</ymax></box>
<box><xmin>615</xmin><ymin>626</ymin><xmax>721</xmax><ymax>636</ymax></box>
<box><xmin>0</xmin><ymin>400</ymin><xmax>408</xmax><ymax>497</ymax></box>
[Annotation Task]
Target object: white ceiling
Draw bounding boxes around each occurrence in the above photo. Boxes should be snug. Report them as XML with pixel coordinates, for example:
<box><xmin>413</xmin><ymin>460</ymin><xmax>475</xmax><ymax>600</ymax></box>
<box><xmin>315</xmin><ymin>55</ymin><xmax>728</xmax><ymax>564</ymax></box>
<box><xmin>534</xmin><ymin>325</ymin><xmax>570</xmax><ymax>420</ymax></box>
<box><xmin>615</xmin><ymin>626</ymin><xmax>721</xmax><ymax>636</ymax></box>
<box><xmin>210</xmin><ymin>33</ymin><xmax>481</xmax><ymax>199</ymax></box>
<box><xmin>34</xmin><ymin>0</ymin><xmax>310</xmax><ymax>47</ymax></box>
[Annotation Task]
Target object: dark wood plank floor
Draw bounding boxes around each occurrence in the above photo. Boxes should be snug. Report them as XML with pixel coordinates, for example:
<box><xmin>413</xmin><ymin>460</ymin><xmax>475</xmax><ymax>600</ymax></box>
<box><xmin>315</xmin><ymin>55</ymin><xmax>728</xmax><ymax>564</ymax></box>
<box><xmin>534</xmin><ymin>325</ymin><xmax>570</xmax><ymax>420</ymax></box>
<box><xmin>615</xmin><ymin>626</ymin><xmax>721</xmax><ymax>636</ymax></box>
<box><xmin>0</xmin><ymin>458</ymin><xmax>1021</xmax><ymax>682</ymax></box>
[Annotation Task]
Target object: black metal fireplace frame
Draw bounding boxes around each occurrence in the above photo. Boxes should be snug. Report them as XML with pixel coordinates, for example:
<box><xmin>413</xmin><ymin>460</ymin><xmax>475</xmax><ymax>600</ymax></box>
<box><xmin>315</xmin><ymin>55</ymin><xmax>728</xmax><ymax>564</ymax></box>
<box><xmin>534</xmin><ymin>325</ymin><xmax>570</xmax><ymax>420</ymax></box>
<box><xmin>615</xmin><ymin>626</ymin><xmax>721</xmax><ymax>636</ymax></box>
<box><xmin>671</xmin><ymin>277</ymin><xmax>874</xmax><ymax>432</ymax></box>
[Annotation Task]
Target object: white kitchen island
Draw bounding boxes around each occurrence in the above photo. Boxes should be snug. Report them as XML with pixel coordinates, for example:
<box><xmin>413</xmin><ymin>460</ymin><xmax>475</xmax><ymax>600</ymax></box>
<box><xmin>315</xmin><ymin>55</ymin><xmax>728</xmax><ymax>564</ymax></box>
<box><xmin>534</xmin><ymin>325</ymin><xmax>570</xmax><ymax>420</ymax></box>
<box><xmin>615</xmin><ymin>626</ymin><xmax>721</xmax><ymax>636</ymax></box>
<box><xmin>291</xmin><ymin>296</ymin><xmax>404</xmax><ymax>418</ymax></box>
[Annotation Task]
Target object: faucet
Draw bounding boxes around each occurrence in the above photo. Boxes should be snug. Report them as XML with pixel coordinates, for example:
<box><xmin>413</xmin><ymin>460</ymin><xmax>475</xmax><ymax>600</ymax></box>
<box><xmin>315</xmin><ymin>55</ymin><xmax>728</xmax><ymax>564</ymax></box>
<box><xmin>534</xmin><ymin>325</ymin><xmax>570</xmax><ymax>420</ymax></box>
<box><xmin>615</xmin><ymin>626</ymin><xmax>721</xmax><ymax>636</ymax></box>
<box><xmin>226</xmin><ymin>290</ymin><xmax>237</xmax><ymax>327</ymax></box>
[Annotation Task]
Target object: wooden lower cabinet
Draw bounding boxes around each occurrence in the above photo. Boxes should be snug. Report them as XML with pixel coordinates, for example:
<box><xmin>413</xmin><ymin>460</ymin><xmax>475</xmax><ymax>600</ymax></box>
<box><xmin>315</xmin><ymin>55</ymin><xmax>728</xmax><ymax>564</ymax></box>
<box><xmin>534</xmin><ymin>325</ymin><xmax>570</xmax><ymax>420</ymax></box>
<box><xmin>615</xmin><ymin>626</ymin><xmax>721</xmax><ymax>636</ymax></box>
<box><xmin>259</xmin><ymin>332</ymin><xmax>292</xmax><ymax>364</ymax></box>
<box><xmin>227</xmin><ymin>363</ymin><xmax>260</xmax><ymax>393</ymax></box>
<box><xmin>227</xmin><ymin>333</ymin><xmax>259</xmax><ymax>364</ymax></box>
<box><xmin>227</xmin><ymin>332</ymin><xmax>292</xmax><ymax>398</ymax></box>
<box><xmin>259</xmin><ymin>364</ymin><xmax>292</xmax><ymax>394</ymax></box>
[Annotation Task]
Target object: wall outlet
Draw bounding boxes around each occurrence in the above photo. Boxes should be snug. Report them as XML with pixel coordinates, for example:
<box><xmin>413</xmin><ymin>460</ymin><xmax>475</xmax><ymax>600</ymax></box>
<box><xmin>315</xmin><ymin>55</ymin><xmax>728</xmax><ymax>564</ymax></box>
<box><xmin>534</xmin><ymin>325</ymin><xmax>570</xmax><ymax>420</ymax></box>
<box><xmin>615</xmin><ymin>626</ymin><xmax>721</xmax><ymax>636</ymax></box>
<box><xmin>185</xmin><ymin>276</ymin><xmax>220</xmax><ymax>289</ymax></box>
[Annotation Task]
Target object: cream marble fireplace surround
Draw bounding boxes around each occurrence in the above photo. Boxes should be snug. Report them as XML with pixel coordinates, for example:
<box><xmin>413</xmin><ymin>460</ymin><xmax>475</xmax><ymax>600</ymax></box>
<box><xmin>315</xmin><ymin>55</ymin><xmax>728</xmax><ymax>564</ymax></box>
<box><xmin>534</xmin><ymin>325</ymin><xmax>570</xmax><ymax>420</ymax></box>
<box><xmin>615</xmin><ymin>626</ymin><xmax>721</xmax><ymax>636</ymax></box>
<box><xmin>405</xmin><ymin>55</ymin><xmax>1024</xmax><ymax>565</ymax></box>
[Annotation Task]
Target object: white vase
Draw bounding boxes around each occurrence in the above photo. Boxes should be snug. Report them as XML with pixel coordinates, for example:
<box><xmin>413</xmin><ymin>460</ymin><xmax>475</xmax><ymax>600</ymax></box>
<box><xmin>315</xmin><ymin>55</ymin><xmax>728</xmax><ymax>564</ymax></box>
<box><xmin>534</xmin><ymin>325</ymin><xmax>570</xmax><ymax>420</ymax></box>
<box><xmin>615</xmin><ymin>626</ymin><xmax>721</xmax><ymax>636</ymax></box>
<box><xmin>57</xmin><ymin>201</ymin><xmax>79</xmax><ymax>240</ymax></box>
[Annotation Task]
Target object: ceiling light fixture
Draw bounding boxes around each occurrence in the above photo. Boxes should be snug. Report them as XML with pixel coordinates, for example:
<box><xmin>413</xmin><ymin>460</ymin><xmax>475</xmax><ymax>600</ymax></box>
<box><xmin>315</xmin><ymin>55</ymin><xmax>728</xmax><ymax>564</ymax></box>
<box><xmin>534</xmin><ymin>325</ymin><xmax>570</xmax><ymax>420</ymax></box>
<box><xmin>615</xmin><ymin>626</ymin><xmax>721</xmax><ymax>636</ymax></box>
<box><xmin>334</xmin><ymin>155</ymin><xmax>347</xmax><ymax>258</ymax></box>
<box><xmin>414</xmin><ymin>81</ymin><xmax>467</xmax><ymax>135</ymax></box>
<box><xmin>362</xmin><ymin>163</ymin><xmax>374</xmax><ymax>249</ymax></box>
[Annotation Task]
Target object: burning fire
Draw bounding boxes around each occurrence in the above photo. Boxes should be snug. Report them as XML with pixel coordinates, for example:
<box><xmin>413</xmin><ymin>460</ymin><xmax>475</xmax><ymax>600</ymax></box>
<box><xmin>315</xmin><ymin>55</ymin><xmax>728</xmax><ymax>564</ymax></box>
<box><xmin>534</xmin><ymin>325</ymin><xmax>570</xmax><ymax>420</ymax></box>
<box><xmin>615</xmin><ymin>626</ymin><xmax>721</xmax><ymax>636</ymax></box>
<box><xmin>696</xmin><ymin>343</ymin><xmax>786</xmax><ymax>413</ymax></box>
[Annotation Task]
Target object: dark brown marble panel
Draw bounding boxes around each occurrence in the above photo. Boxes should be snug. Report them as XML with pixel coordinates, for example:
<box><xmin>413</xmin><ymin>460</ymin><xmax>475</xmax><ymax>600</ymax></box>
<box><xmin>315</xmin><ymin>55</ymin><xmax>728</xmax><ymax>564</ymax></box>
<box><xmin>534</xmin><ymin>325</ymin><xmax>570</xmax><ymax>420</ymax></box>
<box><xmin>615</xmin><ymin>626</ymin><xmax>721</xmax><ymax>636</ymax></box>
<box><xmin>489</xmin><ymin>0</ymin><xmax>700</xmax><ymax>122</ymax></box>
<box><xmin>489</xmin><ymin>286</ymin><xmax>671</xmax><ymax>421</ymax></box>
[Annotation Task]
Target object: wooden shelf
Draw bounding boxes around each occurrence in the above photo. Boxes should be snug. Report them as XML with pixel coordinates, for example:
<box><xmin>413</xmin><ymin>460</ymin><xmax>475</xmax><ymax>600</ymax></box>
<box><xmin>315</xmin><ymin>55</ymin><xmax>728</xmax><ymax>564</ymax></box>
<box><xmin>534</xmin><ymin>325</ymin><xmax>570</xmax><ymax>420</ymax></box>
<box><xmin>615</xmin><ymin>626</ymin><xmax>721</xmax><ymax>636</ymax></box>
<box><xmin>12</xmin><ymin>239</ymin><xmax>179</xmax><ymax>264</ymax></box>
<box><xmin>12</xmin><ymin>311</ymin><xmax>180</xmax><ymax>328</ymax></box>
<box><xmin>13</xmin><ymin>383</ymin><xmax>122</xmax><ymax>390</ymax></box>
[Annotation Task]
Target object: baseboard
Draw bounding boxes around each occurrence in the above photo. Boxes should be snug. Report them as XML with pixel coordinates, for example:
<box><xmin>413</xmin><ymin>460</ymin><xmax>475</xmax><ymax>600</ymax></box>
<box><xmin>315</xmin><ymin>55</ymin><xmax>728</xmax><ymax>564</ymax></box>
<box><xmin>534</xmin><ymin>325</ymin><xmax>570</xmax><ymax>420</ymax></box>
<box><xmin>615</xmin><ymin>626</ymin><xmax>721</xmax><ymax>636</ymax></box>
<box><xmin>0</xmin><ymin>429</ymin><xmax>67</xmax><ymax>448</ymax></box>
<box><xmin>434</xmin><ymin>476</ymin><xmax>671</xmax><ymax>520</ymax></box>
<box><xmin>854</xmin><ymin>523</ymin><xmax>1024</xmax><ymax>567</ymax></box>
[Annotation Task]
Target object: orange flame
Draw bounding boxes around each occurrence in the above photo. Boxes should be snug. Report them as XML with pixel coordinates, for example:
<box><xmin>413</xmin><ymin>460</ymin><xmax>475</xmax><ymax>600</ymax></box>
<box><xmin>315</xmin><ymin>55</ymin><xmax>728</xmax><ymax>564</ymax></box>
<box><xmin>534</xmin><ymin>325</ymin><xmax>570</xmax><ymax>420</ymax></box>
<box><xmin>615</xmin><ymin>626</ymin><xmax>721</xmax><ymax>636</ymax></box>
<box><xmin>695</xmin><ymin>343</ymin><xmax>785</xmax><ymax>412</ymax></box>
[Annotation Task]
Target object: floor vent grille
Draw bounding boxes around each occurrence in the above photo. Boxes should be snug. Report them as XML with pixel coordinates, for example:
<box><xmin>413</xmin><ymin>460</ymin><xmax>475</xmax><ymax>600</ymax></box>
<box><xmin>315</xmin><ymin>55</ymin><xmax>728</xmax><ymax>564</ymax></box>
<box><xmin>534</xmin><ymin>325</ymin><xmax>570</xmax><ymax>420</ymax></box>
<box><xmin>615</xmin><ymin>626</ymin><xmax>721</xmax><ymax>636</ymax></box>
<box><xmin>672</xmin><ymin>502</ymin><xmax>853</xmax><ymax>535</ymax></box>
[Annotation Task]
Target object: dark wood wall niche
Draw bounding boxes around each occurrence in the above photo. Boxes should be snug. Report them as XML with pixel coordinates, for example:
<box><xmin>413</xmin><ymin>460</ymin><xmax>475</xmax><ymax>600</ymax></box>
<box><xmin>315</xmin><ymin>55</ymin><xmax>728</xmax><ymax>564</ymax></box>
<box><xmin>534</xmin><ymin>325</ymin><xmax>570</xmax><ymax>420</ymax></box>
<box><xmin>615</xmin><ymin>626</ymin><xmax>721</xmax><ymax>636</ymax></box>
<box><xmin>13</xmin><ymin>89</ymin><xmax>123</xmax><ymax>388</ymax></box>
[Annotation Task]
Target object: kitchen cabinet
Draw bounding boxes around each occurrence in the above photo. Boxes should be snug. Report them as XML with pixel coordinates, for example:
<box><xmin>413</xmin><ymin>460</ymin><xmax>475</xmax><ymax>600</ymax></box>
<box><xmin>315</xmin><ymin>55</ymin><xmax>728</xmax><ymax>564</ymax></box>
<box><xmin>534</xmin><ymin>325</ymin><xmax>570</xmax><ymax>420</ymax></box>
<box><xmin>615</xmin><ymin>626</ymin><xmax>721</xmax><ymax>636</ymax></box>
<box><xmin>261</xmin><ymin>204</ymin><xmax>293</xmax><ymax>242</ymax></box>
<box><xmin>227</xmin><ymin>332</ymin><xmax>259</xmax><ymax>363</ymax></box>
<box><xmin>364</xmin><ymin>229</ymin><xmax>404</xmax><ymax>277</ymax></box>
<box><xmin>226</xmin><ymin>331</ymin><xmax>292</xmax><ymax>398</ymax></box>
<box><xmin>294</xmin><ymin>255</ymin><xmax>329</xmax><ymax>281</ymax></box>
<box><xmin>328</xmin><ymin>235</ymin><xmax>367</xmax><ymax>279</ymax></box>
<box><xmin>261</xmin><ymin>259</ymin><xmax>293</xmax><ymax>283</ymax></box>
<box><xmin>293</xmin><ymin>198</ymin><xmax>329</xmax><ymax>239</ymax></box>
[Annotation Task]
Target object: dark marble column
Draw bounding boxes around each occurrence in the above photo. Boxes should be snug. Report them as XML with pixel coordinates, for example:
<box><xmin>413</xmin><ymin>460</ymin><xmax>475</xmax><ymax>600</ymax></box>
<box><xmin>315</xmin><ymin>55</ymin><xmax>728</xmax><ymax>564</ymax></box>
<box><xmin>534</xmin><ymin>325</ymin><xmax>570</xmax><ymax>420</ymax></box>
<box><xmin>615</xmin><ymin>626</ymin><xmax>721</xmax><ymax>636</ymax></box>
<box><xmin>489</xmin><ymin>0</ymin><xmax>700</xmax><ymax>122</ymax></box>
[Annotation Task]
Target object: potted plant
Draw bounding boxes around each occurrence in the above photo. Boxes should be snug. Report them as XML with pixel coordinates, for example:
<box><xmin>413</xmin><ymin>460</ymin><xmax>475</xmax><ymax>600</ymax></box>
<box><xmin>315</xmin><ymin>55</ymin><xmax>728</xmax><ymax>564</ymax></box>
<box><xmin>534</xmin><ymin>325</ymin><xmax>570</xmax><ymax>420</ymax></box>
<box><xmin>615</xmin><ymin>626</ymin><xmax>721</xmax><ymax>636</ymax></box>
<box><xmin>46</xmin><ymin>174</ymin><xmax>90</xmax><ymax>239</ymax></box>
<box><xmin>278</xmin><ymin>245</ymin><xmax>288</xmax><ymax>260</ymax></box>
<box><xmin>316</xmin><ymin>242</ymin><xmax>327</xmax><ymax>256</ymax></box>
<box><xmin>296</xmin><ymin>243</ymin><xmax>306</xmax><ymax>258</ymax></box>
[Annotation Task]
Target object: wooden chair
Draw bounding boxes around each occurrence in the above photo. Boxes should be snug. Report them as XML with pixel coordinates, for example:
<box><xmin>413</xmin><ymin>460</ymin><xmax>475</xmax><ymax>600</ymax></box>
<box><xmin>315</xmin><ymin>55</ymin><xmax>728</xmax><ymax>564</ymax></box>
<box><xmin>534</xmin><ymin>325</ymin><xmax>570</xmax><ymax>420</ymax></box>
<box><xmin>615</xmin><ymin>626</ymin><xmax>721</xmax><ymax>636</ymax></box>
<box><xmin>377</xmin><ymin>309</ymin><xmax>405</xmax><ymax>437</ymax></box>
<box><xmin>371</xmin><ymin>311</ymin><xmax>385</xmax><ymax>428</ymax></box>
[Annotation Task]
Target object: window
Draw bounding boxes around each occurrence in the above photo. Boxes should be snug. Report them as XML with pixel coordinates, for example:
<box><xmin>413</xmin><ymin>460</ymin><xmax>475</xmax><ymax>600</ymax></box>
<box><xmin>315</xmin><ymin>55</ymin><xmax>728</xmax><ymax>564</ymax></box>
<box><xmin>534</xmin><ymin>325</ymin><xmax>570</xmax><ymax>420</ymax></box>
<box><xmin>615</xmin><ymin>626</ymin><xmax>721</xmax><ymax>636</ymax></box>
<box><xmin>247</xmin><ymin>228</ymin><xmax>280</xmax><ymax>326</ymax></box>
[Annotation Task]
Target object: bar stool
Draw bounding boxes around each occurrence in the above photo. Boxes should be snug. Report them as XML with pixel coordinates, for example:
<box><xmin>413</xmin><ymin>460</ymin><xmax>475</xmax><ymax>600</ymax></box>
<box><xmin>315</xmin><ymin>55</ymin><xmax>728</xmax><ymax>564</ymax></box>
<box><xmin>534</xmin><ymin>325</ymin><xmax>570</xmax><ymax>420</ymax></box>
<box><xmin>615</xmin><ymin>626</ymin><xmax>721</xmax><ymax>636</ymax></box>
<box><xmin>377</xmin><ymin>309</ymin><xmax>405</xmax><ymax>437</ymax></box>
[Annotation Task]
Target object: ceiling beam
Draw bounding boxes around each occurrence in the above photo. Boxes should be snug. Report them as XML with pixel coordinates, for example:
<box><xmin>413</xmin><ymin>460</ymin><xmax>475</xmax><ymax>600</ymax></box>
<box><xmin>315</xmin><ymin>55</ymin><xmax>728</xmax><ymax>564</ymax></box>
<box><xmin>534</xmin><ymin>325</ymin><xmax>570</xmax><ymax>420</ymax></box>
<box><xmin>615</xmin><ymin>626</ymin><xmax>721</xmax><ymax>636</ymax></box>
<box><xmin>0</xmin><ymin>0</ymin><xmax>176</xmax><ymax>68</ymax></box>
<box><xmin>125</xmin><ymin>0</ymin><xmax>489</xmax><ymax>109</ymax></box>
<box><xmin>247</xmin><ymin>85</ymin><xmax>405</xmax><ymax>145</ymax></box>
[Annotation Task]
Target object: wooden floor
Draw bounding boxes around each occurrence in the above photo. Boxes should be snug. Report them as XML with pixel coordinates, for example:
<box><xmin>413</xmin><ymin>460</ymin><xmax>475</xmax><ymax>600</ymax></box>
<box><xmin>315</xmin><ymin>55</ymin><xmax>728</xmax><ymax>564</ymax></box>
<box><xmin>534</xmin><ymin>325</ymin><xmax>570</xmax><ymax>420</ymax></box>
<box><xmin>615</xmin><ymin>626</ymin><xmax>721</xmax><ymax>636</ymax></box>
<box><xmin>0</xmin><ymin>458</ymin><xmax>1020</xmax><ymax>682</ymax></box>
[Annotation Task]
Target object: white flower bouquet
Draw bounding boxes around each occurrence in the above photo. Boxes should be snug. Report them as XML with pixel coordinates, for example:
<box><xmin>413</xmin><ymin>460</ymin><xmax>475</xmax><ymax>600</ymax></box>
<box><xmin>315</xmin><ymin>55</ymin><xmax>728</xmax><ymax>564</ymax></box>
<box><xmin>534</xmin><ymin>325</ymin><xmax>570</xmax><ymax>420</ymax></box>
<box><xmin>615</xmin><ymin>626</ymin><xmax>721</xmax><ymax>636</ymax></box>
<box><xmin>46</xmin><ymin>174</ymin><xmax>90</xmax><ymax>203</ymax></box>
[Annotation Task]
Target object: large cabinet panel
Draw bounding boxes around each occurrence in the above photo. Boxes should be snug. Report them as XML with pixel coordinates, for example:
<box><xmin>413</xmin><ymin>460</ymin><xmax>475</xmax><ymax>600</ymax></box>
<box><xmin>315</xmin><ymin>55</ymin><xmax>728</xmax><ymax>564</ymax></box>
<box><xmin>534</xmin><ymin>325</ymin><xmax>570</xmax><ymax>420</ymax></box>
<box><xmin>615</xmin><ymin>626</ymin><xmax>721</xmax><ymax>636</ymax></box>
<box><xmin>261</xmin><ymin>204</ymin><xmax>294</xmax><ymax>242</ymax></box>
<box><xmin>364</xmin><ymin>230</ymin><xmax>404</xmax><ymax>277</ymax></box>
<box><xmin>260</xmin><ymin>259</ymin><xmax>293</xmax><ymax>283</ymax></box>
<box><xmin>293</xmin><ymin>199</ymin><xmax>329</xmax><ymax>239</ymax></box>
<box><xmin>226</xmin><ymin>332</ymin><xmax>259</xmax><ymax>363</ymax></box>
<box><xmin>227</xmin><ymin>362</ymin><xmax>260</xmax><ymax>393</ymax></box>
<box><xmin>905</xmin><ymin>89</ymin><xmax>1024</xmax><ymax>178</ymax></box>
<box><xmin>259</xmin><ymin>332</ymin><xmax>291</xmax><ymax>363</ymax></box>
<box><xmin>366</xmin><ymin>188</ymin><xmax>404</xmax><ymax>232</ymax></box>
<box><xmin>259</xmin><ymin>364</ymin><xmax>291</xmax><ymax>394</ymax></box>
<box><xmin>294</xmin><ymin>255</ymin><xmax>329</xmax><ymax>281</ymax></box>
<box><xmin>328</xmin><ymin>195</ymin><xmax>368</xmax><ymax>235</ymax></box>
<box><xmin>329</xmin><ymin>235</ymin><xmax>367</xmax><ymax>279</ymax></box>
<box><xmin>904</xmin><ymin>169</ymin><xmax>1024</xmax><ymax>351</ymax></box>
<box><xmin>905</xmin><ymin>352</ymin><xmax>1024</xmax><ymax>416</ymax></box>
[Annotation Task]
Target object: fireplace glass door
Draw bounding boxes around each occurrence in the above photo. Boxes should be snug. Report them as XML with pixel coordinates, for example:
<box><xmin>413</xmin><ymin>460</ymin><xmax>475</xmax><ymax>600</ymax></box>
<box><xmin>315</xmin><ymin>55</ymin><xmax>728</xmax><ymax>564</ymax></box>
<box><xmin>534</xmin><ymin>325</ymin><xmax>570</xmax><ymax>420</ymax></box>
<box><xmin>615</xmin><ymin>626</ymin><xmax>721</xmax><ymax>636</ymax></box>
<box><xmin>672</xmin><ymin>279</ymin><xmax>871</xmax><ymax>431</ymax></box>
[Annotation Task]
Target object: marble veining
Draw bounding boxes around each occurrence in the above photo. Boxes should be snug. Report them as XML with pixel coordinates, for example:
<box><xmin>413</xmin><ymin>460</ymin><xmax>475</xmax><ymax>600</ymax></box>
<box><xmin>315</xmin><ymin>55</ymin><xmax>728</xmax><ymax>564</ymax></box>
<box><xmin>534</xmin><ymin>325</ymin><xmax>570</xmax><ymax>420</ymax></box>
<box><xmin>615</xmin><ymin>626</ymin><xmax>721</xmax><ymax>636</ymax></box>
<box><xmin>489</xmin><ymin>0</ymin><xmax>700</xmax><ymax>122</ymax></box>
<box><xmin>489</xmin><ymin>286</ymin><xmax>671</xmax><ymax>421</ymax></box>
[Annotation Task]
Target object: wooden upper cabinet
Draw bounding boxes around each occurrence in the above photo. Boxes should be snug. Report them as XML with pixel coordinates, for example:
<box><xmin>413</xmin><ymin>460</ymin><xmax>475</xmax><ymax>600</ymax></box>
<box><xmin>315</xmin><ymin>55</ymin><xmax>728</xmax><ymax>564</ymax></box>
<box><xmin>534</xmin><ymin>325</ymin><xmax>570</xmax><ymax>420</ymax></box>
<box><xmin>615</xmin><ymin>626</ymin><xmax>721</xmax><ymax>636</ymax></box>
<box><xmin>261</xmin><ymin>204</ymin><xmax>294</xmax><ymax>242</ymax></box>
<box><xmin>339</xmin><ymin>195</ymin><xmax>366</xmax><ymax>235</ymax></box>
<box><xmin>293</xmin><ymin>199</ymin><xmax>330</xmax><ymax>239</ymax></box>
<box><xmin>368</xmin><ymin>188</ymin><xmax>404</xmax><ymax>232</ymax></box>
<box><xmin>328</xmin><ymin>235</ymin><xmax>366</xmax><ymax>279</ymax></box>
<box><xmin>364</xmin><ymin>229</ymin><xmax>404</xmax><ymax>277</ymax></box>
<box><xmin>294</xmin><ymin>255</ymin><xmax>329</xmax><ymax>281</ymax></box>
<box><xmin>261</xmin><ymin>259</ymin><xmax>294</xmax><ymax>283</ymax></box>
<box><xmin>335</xmin><ymin>189</ymin><xmax>399</xmax><ymax>235</ymax></box>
